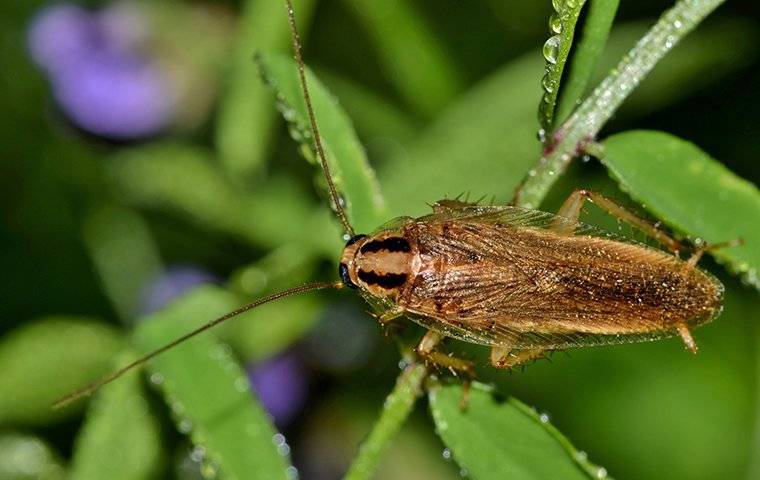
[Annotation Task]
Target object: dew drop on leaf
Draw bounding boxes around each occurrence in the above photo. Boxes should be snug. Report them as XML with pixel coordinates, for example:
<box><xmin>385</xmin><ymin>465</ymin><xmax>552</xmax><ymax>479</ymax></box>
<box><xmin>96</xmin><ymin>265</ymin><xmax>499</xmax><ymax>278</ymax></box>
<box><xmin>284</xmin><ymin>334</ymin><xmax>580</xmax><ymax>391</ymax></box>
<box><xmin>543</xmin><ymin>35</ymin><xmax>561</xmax><ymax>64</ymax></box>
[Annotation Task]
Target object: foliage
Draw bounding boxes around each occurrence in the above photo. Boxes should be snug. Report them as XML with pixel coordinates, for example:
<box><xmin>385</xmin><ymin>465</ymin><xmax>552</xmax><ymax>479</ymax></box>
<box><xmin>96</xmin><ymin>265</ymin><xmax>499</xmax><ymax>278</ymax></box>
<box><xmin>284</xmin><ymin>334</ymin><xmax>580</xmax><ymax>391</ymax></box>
<box><xmin>1</xmin><ymin>0</ymin><xmax>758</xmax><ymax>479</ymax></box>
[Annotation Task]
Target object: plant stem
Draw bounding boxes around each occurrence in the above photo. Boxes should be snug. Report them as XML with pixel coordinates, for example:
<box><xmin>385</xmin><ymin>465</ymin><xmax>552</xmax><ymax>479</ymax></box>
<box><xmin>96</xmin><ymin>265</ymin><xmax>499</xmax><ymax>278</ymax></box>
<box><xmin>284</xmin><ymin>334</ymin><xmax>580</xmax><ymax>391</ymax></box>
<box><xmin>515</xmin><ymin>0</ymin><xmax>725</xmax><ymax>208</ymax></box>
<box><xmin>343</xmin><ymin>360</ymin><xmax>427</xmax><ymax>480</ymax></box>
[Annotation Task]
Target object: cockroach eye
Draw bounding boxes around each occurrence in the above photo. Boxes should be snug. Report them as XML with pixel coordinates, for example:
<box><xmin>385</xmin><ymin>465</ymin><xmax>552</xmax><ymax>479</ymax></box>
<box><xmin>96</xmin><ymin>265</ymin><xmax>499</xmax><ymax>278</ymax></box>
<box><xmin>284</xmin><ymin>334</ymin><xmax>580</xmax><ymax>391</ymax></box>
<box><xmin>345</xmin><ymin>234</ymin><xmax>367</xmax><ymax>247</ymax></box>
<box><xmin>339</xmin><ymin>263</ymin><xmax>358</xmax><ymax>289</ymax></box>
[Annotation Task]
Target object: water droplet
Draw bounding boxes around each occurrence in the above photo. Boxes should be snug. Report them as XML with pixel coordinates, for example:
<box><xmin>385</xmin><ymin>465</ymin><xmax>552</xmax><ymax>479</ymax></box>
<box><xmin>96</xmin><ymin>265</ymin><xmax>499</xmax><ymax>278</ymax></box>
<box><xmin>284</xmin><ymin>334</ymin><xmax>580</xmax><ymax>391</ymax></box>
<box><xmin>541</xmin><ymin>73</ymin><xmax>554</xmax><ymax>93</ymax></box>
<box><xmin>596</xmin><ymin>467</ymin><xmax>608</xmax><ymax>478</ymax></box>
<box><xmin>552</xmin><ymin>0</ymin><xmax>563</xmax><ymax>11</ymax></box>
<box><xmin>575</xmin><ymin>450</ymin><xmax>588</xmax><ymax>462</ymax></box>
<box><xmin>673</xmin><ymin>19</ymin><xmax>683</xmax><ymax>29</ymax></box>
<box><xmin>286</xmin><ymin>465</ymin><xmax>299</xmax><ymax>479</ymax></box>
<box><xmin>398</xmin><ymin>358</ymin><xmax>409</xmax><ymax>370</ymax></box>
<box><xmin>200</xmin><ymin>459</ymin><xmax>220</xmax><ymax>479</ymax></box>
<box><xmin>442</xmin><ymin>448</ymin><xmax>452</xmax><ymax>460</ymax></box>
<box><xmin>277</xmin><ymin>443</ymin><xmax>291</xmax><ymax>456</ymax></box>
<box><xmin>272</xmin><ymin>433</ymin><xmax>286</xmax><ymax>446</ymax></box>
<box><xmin>150</xmin><ymin>372</ymin><xmax>164</xmax><ymax>385</ymax></box>
<box><xmin>581</xmin><ymin>155</ymin><xmax>591</xmax><ymax>163</ymax></box>
<box><xmin>543</xmin><ymin>35</ymin><xmax>561</xmax><ymax>64</ymax></box>
<box><xmin>459</xmin><ymin>467</ymin><xmax>469</xmax><ymax>478</ymax></box>
<box><xmin>539</xmin><ymin>411</ymin><xmax>551</xmax><ymax>423</ymax></box>
<box><xmin>342</xmin><ymin>233</ymin><xmax>351</xmax><ymax>242</ymax></box>
<box><xmin>190</xmin><ymin>446</ymin><xmax>206</xmax><ymax>462</ymax></box>
<box><xmin>536</xmin><ymin>129</ymin><xmax>547</xmax><ymax>143</ymax></box>
<box><xmin>549</xmin><ymin>13</ymin><xmax>562</xmax><ymax>34</ymax></box>
<box><xmin>178</xmin><ymin>418</ymin><xmax>193</xmax><ymax>434</ymax></box>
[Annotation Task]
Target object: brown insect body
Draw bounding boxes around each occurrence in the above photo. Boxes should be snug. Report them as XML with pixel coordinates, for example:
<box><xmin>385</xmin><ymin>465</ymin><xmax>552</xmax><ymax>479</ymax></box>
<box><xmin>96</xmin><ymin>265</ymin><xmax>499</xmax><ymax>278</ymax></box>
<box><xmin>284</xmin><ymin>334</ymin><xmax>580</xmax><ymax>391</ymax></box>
<box><xmin>50</xmin><ymin>0</ymin><xmax>731</xmax><ymax>409</ymax></box>
<box><xmin>340</xmin><ymin>203</ymin><xmax>723</xmax><ymax>351</ymax></box>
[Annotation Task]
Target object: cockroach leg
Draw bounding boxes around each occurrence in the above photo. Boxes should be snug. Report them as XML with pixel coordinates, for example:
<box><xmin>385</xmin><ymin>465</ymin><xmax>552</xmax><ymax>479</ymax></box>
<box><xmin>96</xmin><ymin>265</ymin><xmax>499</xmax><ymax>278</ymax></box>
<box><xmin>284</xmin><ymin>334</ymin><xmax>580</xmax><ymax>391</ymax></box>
<box><xmin>675</xmin><ymin>322</ymin><xmax>698</xmax><ymax>354</ymax></box>
<box><xmin>490</xmin><ymin>346</ymin><xmax>547</xmax><ymax>369</ymax></box>
<box><xmin>687</xmin><ymin>238</ymin><xmax>743</xmax><ymax>267</ymax></box>
<box><xmin>376</xmin><ymin>306</ymin><xmax>406</xmax><ymax>325</ymax></box>
<box><xmin>555</xmin><ymin>189</ymin><xmax>682</xmax><ymax>253</ymax></box>
<box><xmin>416</xmin><ymin>330</ymin><xmax>474</xmax><ymax>375</ymax></box>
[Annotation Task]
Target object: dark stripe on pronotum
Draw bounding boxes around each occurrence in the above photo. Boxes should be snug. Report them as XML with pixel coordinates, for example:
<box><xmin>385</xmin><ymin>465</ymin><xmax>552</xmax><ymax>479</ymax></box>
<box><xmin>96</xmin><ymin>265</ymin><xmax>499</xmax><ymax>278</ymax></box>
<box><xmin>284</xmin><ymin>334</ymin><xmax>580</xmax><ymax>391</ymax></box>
<box><xmin>360</xmin><ymin>237</ymin><xmax>411</xmax><ymax>254</ymax></box>
<box><xmin>358</xmin><ymin>270</ymin><xmax>408</xmax><ymax>289</ymax></box>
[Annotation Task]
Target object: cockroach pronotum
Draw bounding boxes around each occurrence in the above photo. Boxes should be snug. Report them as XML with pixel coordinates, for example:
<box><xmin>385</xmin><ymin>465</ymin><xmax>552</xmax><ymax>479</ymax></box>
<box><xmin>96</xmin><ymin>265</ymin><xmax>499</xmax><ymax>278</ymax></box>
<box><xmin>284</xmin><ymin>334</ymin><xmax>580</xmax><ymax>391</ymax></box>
<box><xmin>53</xmin><ymin>0</ymin><xmax>736</xmax><ymax>409</ymax></box>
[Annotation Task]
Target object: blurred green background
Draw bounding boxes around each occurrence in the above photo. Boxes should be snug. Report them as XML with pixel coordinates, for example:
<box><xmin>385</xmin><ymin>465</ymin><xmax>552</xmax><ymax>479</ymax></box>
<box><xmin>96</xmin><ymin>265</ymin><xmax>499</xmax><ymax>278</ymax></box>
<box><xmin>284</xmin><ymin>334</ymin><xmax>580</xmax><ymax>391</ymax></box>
<box><xmin>1</xmin><ymin>1</ymin><xmax>759</xmax><ymax>479</ymax></box>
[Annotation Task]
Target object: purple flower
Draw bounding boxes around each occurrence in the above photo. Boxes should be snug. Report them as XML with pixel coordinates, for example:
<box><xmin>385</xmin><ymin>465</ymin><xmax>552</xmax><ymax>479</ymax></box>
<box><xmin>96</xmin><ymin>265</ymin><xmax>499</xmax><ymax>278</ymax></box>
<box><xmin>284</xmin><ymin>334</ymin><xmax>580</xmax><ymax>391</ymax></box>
<box><xmin>139</xmin><ymin>265</ymin><xmax>218</xmax><ymax>315</ymax></box>
<box><xmin>27</xmin><ymin>4</ymin><xmax>96</xmax><ymax>73</ymax></box>
<box><xmin>248</xmin><ymin>354</ymin><xmax>308</xmax><ymax>427</ymax></box>
<box><xmin>27</xmin><ymin>3</ymin><xmax>174</xmax><ymax>139</ymax></box>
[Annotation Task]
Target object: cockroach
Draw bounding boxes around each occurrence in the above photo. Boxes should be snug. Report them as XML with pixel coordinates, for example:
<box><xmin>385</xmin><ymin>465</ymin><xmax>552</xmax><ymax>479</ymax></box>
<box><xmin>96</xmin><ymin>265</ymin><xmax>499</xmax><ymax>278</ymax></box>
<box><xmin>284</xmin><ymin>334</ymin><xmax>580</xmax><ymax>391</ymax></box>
<box><xmin>53</xmin><ymin>0</ymin><xmax>732</xmax><ymax>409</ymax></box>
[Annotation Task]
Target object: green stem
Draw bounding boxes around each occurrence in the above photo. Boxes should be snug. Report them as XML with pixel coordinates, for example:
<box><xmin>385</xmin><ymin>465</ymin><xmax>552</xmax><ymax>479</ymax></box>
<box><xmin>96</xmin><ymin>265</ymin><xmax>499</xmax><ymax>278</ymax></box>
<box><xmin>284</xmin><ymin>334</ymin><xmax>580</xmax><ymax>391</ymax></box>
<box><xmin>343</xmin><ymin>361</ymin><xmax>427</xmax><ymax>480</ymax></box>
<box><xmin>516</xmin><ymin>0</ymin><xmax>725</xmax><ymax>208</ymax></box>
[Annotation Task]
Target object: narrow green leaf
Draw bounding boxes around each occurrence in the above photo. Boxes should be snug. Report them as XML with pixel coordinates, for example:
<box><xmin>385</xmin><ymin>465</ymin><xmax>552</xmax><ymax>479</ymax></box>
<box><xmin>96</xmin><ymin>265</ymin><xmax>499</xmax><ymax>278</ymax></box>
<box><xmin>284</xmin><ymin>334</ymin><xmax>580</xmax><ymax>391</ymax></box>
<box><xmin>223</xmin><ymin>243</ymin><xmax>325</xmax><ymax>361</ymax></box>
<box><xmin>554</xmin><ymin>0</ymin><xmax>619</xmax><ymax>125</ymax></box>
<box><xmin>256</xmin><ymin>53</ymin><xmax>386</xmax><ymax>233</ymax></box>
<box><xmin>0</xmin><ymin>317</ymin><xmax>123</xmax><ymax>425</ymax></box>
<box><xmin>134</xmin><ymin>286</ymin><xmax>292</xmax><ymax>480</ymax></box>
<box><xmin>216</xmin><ymin>0</ymin><xmax>316</xmax><ymax>181</ymax></box>
<box><xmin>70</xmin><ymin>352</ymin><xmax>163</xmax><ymax>480</ymax></box>
<box><xmin>108</xmin><ymin>143</ymin><xmax>336</xmax><ymax>255</ymax></box>
<box><xmin>317</xmin><ymin>68</ymin><xmax>419</xmax><ymax>145</ymax></box>
<box><xmin>538</xmin><ymin>0</ymin><xmax>587</xmax><ymax>131</ymax></box>
<box><xmin>83</xmin><ymin>205</ymin><xmax>163</xmax><ymax>322</ymax></box>
<box><xmin>380</xmin><ymin>53</ymin><xmax>544</xmax><ymax>218</ymax></box>
<box><xmin>0</xmin><ymin>432</ymin><xmax>65</xmax><ymax>480</ymax></box>
<box><xmin>343</xmin><ymin>0</ymin><xmax>463</xmax><ymax>117</ymax></box>
<box><xmin>602</xmin><ymin>130</ymin><xmax>760</xmax><ymax>290</ymax></box>
<box><xmin>429</xmin><ymin>382</ymin><xmax>605</xmax><ymax>480</ymax></box>
<box><xmin>517</xmin><ymin>0</ymin><xmax>726</xmax><ymax>208</ymax></box>
<box><xmin>344</xmin><ymin>362</ymin><xmax>427</xmax><ymax>480</ymax></box>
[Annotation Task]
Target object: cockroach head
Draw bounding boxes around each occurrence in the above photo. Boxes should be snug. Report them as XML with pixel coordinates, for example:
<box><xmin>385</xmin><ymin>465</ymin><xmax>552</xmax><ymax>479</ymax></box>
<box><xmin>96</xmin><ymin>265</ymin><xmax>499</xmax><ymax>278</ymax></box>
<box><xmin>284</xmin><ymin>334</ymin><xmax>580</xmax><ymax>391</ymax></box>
<box><xmin>339</xmin><ymin>234</ymin><xmax>367</xmax><ymax>289</ymax></box>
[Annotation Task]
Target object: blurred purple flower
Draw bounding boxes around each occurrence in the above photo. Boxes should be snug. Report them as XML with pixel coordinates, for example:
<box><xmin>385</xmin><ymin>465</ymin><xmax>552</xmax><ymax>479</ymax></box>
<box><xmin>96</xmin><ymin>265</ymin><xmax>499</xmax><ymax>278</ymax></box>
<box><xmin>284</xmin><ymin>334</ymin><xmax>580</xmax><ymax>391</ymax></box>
<box><xmin>248</xmin><ymin>353</ymin><xmax>308</xmax><ymax>427</ymax></box>
<box><xmin>27</xmin><ymin>3</ymin><xmax>173</xmax><ymax>139</ymax></box>
<box><xmin>27</xmin><ymin>4</ymin><xmax>96</xmax><ymax>72</ymax></box>
<box><xmin>139</xmin><ymin>265</ymin><xmax>218</xmax><ymax>315</ymax></box>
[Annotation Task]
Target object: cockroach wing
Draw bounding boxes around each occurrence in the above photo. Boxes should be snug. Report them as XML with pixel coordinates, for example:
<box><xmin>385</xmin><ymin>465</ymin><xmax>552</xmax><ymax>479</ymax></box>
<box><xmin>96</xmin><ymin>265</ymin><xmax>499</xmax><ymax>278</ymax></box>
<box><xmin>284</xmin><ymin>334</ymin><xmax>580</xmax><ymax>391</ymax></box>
<box><xmin>396</xmin><ymin>204</ymin><xmax>722</xmax><ymax>351</ymax></box>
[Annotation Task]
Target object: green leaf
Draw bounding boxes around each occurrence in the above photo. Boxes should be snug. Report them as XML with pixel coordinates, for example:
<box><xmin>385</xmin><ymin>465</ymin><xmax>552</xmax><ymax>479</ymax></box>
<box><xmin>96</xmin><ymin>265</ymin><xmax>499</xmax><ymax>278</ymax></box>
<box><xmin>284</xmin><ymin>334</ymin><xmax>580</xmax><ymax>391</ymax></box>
<box><xmin>223</xmin><ymin>243</ymin><xmax>325</xmax><ymax>361</ymax></box>
<box><xmin>108</xmin><ymin>143</ymin><xmax>336</xmax><ymax>255</ymax></box>
<box><xmin>429</xmin><ymin>382</ymin><xmax>604</xmax><ymax>480</ymax></box>
<box><xmin>317</xmin><ymin>68</ymin><xmax>419</xmax><ymax>145</ymax></box>
<box><xmin>134</xmin><ymin>286</ymin><xmax>292</xmax><ymax>480</ymax></box>
<box><xmin>517</xmin><ymin>0</ymin><xmax>726</xmax><ymax>208</ymax></box>
<box><xmin>70</xmin><ymin>351</ymin><xmax>163</xmax><ymax>480</ymax></box>
<box><xmin>554</xmin><ymin>0</ymin><xmax>619</xmax><ymax>125</ymax></box>
<box><xmin>601</xmin><ymin>131</ymin><xmax>760</xmax><ymax>289</ymax></box>
<box><xmin>216</xmin><ymin>0</ymin><xmax>316</xmax><ymax>181</ymax></box>
<box><xmin>83</xmin><ymin>205</ymin><xmax>163</xmax><ymax>322</ymax></box>
<box><xmin>0</xmin><ymin>317</ymin><xmax>123</xmax><ymax>425</ymax></box>
<box><xmin>0</xmin><ymin>432</ymin><xmax>65</xmax><ymax>480</ymax></box>
<box><xmin>343</xmin><ymin>0</ymin><xmax>464</xmax><ymax>117</ymax></box>
<box><xmin>380</xmin><ymin>52</ymin><xmax>544</xmax><ymax>218</ymax></box>
<box><xmin>538</xmin><ymin>0</ymin><xmax>587</xmax><ymax>131</ymax></box>
<box><xmin>256</xmin><ymin>53</ymin><xmax>386</xmax><ymax>233</ymax></box>
<box><xmin>344</xmin><ymin>362</ymin><xmax>426</xmax><ymax>480</ymax></box>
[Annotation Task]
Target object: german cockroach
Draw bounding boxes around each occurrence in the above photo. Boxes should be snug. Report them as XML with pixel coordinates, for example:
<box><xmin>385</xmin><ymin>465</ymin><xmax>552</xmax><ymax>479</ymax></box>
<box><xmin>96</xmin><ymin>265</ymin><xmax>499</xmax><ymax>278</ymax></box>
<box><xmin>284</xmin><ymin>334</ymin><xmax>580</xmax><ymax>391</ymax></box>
<box><xmin>53</xmin><ymin>0</ymin><xmax>731</xmax><ymax>409</ymax></box>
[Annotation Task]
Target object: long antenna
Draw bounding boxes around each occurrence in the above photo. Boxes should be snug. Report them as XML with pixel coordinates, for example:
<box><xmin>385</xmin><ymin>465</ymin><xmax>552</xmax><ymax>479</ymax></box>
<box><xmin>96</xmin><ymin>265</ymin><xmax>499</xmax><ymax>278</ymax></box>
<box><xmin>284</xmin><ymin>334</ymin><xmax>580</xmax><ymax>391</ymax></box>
<box><xmin>285</xmin><ymin>0</ymin><xmax>355</xmax><ymax>238</ymax></box>
<box><xmin>53</xmin><ymin>281</ymin><xmax>342</xmax><ymax>409</ymax></box>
